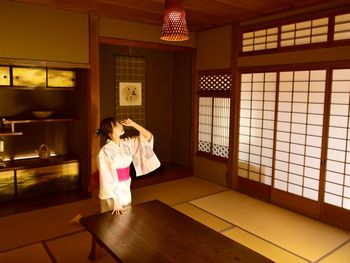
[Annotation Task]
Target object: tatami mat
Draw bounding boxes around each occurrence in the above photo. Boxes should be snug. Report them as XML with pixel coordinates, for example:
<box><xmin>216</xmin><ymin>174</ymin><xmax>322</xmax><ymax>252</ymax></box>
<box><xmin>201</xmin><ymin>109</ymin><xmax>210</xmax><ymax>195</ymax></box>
<box><xmin>0</xmin><ymin>196</ymin><xmax>100</xmax><ymax>252</ymax></box>
<box><xmin>223</xmin><ymin>228</ymin><xmax>308</xmax><ymax>263</ymax></box>
<box><xmin>191</xmin><ymin>191</ymin><xmax>350</xmax><ymax>262</ymax></box>
<box><xmin>132</xmin><ymin>176</ymin><xmax>227</xmax><ymax>205</ymax></box>
<box><xmin>46</xmin><ymin>231</ymin><xmax>114</xmax><ymax>263</ymax></box>
<box><xmin>172</xmin><ymin>203</ymin><xmax>232</xmax><ymax>232</ymax></box>
<box><xmin>0</xmin><ymin>243</ymin><xmax>51</xmax><ymax>263</ymax></box>
<box><xmin>1</xmin><ymin>176</ymin><xmax>350</xmax><ymax>262</ymax></box>
<box><xmin>318</xmin><ymin>241</ymin><xmax>350</xmax><ymax>263</ymax></box>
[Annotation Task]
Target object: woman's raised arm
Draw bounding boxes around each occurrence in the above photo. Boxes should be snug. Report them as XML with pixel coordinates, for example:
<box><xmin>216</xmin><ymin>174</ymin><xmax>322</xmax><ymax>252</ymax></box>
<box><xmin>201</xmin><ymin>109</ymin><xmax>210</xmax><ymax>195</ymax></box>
<box><xmin>121</xmin><ymin>118</ymin><xmax>152</xmax><ymax>141</ymax></box>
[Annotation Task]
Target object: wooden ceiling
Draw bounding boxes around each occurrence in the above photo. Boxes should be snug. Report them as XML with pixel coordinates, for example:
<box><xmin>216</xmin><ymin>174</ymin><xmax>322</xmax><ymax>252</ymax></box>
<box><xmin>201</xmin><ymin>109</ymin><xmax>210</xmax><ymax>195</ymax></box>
<box><xmin>12</xmin><ymin>0</ymin><xmax>339</xmax><ymax>31</ymax></box>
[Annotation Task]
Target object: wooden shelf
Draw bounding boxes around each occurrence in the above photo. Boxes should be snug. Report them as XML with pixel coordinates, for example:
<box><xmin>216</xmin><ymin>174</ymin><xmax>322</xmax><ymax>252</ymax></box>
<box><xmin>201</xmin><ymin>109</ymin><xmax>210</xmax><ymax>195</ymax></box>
<box><xmin>0</xmin><ymin>86</ymin><xmax>75</xmax><ymax>91</ymax></box>
<box><xmin>0</xmin><ymin>132</ymin><xmax>23</xmax><ymax>136</ymax></box>
<box><xmin>0</xmin><ymin>58</ymin><xmax>90</xmax><ymax>69</ymax></box>
<box><xmin>0</xmin><ymin>154</ymin><xmax>79</xmax><ymax>171</ymax></box>
<box><xmin>3</xmin><ymin>118</ymin><xmax>76</xmax><ymax>124</ymax></box>
<box><xmin>1</xmin><ymin>118</ymin><xmax>76</xmax><ymax>134</ymax></box>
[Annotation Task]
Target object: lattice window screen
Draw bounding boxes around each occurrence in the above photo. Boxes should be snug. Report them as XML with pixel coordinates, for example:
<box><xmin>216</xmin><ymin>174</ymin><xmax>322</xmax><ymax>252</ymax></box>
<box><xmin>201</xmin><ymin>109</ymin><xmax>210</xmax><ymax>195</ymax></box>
<box><xmin>242</xmin><ymin>27</ymin><xmax>278</xmax><ymax>52</ymax></box>
<box><xmin>197</xmin><ymin>71</ymin><xmax>231</xmax><ymax>158</ymax></box>
<box><xmin>281</xmin><ymin>18</ymin><xmax>328</xmax><ymax>47</ymax></box>
<box><xmin>238</xmin><ymin>72</ymin><xmax>276</xmax><ymax>185</ymax></box>
<box><xmin>241</xmin><ymin>16</ymin><xmax>331</xmax><ymax>53</ymax></box>
<box><xmin>198</xmin><ymin>97</ymin><xmax>230</xmax><ymax>158</ymax></box>
<box><xmin>325</xmin><ymin>69</ymin><xmax>350</xmax><ymax>209</ymax></box>
<box><xmin>199</xmin><ymin>74</ymin><xmax>231</xmax><ymax>91</ymax></box>
<box><xmin>212</xmin><ymin>98</ymin><xmax>230</xmax><ymax>158</ymax></box>
<box><xmin>198</xmin><ymin>97</ymin><xmax>212</xmax><ymax>153</ymax></box>
<box><xmin>334</xmin><ymin>13</ymin><xmax>350</xmax><ymax>41</ymax></box>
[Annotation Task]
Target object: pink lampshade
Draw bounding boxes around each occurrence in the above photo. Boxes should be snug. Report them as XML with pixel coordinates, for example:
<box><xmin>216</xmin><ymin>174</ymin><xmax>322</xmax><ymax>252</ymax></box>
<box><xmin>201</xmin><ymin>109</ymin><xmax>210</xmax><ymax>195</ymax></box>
<box><xmin>160</xmin><ymin>0</ymin><xmax>189</xmax><ymax>41</ymax></box>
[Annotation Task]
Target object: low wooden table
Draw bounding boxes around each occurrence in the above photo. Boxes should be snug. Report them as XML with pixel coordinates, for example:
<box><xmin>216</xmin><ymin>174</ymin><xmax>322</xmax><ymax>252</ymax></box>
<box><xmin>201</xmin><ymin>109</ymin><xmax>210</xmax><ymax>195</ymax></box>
<box><xmin>80</xmin><ymin>200</ymin><xmax>273</xmax><ymax>263</ymax></box>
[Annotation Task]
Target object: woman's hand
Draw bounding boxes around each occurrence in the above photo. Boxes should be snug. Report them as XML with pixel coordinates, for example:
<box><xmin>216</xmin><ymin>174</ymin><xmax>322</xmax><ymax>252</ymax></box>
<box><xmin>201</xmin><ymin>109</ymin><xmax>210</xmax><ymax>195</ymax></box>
<box><xmin>112</xmin><ymin>207</ymin><xmax>125</xmax><ymax>215</ymax></box>
<box><xmin>120</xmin><ymin>118</ymin><xmax>135</xmax><ymax>127</ymax></box>
<box><xmin>121</xmin><ymin>118</ymin><xmax>152</xmax><ymax>141</ymax></box>
<box><xmin>112</xmin><ymin>198</ymin><xmax>125</xmax><ymax>215</ymax></box>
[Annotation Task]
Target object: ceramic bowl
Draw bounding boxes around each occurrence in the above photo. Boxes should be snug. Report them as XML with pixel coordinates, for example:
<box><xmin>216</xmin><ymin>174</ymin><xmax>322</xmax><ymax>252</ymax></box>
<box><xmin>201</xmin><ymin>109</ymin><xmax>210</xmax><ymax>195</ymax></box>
<box><xmin>32</xmin><ymin>110</ymin><xmax>54</xmax><ymax>118</ymax></box>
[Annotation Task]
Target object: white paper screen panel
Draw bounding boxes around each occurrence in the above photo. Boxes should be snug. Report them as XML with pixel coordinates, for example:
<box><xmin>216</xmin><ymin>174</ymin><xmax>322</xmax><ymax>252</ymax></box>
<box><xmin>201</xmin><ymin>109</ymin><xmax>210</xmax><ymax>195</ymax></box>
<box><xmin>334</xmin><ymin>13</ymin><xmax>350</xmax><ymax>41</ymax></box>
<box><xmin>325</xmin><ymin>69</ymin><xmax>350</xmax><ymax>209</ymax></box>
<box><xmin>212</xmin><ymin>98</ymin><xmax>230</xmax><ymax>158</ymax></box>
<box><xmin>198</xmin><ymin>97</ymin><xmax>231</xmax><ymax>158</ymax></box>
<box><xmin>198</xmin><ymin>97</ymin><xmax>212</xmax><ymax>153</ymax></box>
<box><xmin>274</xmin><ymin>70</ymin><xmax>326</xmax><ymax>200</ymax></box>
<box><xmin>281</xmin><ymin>18</ymin><xmax>328</xmax><ymax>47</ymax></box>
<box><xmin>242</xmin><ymin>27</ymin><xmax>278</xmax><ymax>52</ymax></box>
<box><xmin>238</xmin><ymin>72</ymin><xmax>277</xmax><ymax>185</ymax></box>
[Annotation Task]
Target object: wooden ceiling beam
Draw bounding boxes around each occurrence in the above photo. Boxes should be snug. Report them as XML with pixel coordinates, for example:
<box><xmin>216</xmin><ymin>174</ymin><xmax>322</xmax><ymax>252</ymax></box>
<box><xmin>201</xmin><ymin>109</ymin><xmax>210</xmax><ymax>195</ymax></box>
<box><xmin>205</xmin><ymin>0</ymin><xmax>289</xmax><ymax>13</ymax></box>
<box><xmin>9</xmin><ymin>0</ymin><xmax>342</xmax><ymax>32</ymax></box>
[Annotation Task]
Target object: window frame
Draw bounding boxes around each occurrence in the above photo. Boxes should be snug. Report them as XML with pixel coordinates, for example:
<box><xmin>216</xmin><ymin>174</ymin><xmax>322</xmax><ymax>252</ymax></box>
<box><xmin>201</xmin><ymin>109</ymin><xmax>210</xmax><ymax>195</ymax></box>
<box><xmin>196</xmin><ymin>69</ymin><xmax>232</xmax><ymax>162</ymax></box>
<box><xmin>239</xmin><ymin>9</ymin><xmax>350</xmax><ymax>56</ymax></box>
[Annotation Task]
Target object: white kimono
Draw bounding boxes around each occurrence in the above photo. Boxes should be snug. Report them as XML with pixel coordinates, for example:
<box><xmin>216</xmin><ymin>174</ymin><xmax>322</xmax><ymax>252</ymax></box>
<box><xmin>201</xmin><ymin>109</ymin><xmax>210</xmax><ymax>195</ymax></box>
<box><xmin>98</xmin><ymin>135</ymin><xmax>160</xmax><ymax>208</ymax></box>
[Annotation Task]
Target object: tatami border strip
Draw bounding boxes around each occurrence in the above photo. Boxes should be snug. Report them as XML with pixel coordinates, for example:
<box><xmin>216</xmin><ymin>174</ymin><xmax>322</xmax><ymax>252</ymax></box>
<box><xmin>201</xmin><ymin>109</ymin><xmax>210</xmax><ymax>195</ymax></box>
<box><xmin>41</xmin><ymin>241</ymin><xmax>57</xmax><ymax>263</ymax></box>
<box><xmin>187</xmin><ymin>193</ymin><xmax>311</xmax><ymax>262</ymax></box>
<box><xmin>313</xmin><ymin>238</ymin><xmax>350</xmax><ymax>263</ymax></box>
<box><xmin>0</xmin><ymin>229</ymin><xmax>85</xmax><ymax>254</ymax></box>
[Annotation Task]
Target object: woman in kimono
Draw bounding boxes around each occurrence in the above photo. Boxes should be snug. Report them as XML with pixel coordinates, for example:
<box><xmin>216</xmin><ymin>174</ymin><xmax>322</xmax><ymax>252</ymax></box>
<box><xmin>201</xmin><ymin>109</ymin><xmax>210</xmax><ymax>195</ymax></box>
<box><xmin>96</xmin><ymin>117</ymin><xmax>160</xmax><ymax>215</ymax></box>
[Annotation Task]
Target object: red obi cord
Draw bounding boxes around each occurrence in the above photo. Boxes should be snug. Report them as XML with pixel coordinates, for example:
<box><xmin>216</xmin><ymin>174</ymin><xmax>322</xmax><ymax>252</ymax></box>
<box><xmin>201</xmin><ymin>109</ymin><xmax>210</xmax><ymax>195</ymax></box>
<box><xmin>117</xmin><ymin>166</ymin><xmax>130</xmax><ymax>181</ymax></box>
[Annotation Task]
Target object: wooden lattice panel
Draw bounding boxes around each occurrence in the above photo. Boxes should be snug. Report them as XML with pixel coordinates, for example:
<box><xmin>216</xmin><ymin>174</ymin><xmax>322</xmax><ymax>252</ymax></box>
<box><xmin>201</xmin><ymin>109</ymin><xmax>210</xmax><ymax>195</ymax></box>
<box><xmin>199</xmin><ymin>74</ymin><xmax>231</xmax><ymax>91</ymax></box>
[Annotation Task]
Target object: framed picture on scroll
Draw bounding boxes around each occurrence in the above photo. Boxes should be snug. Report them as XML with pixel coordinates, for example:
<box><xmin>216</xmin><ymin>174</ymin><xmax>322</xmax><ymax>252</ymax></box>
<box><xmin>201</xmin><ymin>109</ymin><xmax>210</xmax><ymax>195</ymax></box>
<box><xmin>119</xmin><ymin>82</ymin><xmax>142</xmax><ymax>106</ymax></box>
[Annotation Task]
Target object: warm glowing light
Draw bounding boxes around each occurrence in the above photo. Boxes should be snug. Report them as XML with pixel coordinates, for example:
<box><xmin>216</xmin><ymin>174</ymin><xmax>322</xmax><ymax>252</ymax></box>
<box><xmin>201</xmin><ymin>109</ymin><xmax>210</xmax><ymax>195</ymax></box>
<box><xmin>11</xmin><ymin>152</ymin><xmax>57</xmax><ymax>161</ymax></box>
<box><xmin>160</xmin><ymin>0</ymin><xmax>189</xmax><ymax>41</ymax></box>
<box><xmin>169</xmin><ymin>10</ymin><xmax>182</xmax><ymax>22</ymax></box>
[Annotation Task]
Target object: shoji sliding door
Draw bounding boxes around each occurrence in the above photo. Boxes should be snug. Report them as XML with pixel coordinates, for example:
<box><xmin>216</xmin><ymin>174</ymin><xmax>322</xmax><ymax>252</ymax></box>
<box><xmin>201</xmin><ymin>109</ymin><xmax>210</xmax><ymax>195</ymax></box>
<box><xmin>272</xmin><ymin>70</ymin><xmax>326</xmax><ymax>217</ymax></box>
<box><xmin>238</xmin><ymin>72</ymin><xmax>276</xmax><ymax>200</ymax></box>
<box><xmin>237</xmin><ymin>68</ymin><xmax>350</xmax><ymax>226</ymax></box>
<box><xmin>323</xmin><ymin>69</ymin><xmax>350</xmax><ymax>227</ymax></box>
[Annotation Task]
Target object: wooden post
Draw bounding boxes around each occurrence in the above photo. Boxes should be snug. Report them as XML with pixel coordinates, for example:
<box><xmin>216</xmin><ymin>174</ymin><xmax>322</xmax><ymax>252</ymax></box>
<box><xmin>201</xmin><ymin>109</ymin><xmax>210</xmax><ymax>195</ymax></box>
<box><xmin>89</xmin><ymin>15</ymin><xmax>100</xmax><ymax>193</ymax></box>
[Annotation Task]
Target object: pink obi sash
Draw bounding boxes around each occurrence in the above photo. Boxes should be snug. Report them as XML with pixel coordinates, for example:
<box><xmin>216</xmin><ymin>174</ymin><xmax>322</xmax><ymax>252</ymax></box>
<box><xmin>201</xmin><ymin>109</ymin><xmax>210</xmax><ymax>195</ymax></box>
<box><xmin>116</xmin><ymin>166</ymin><xmax>130</xmax><ymax>182</ymax></box>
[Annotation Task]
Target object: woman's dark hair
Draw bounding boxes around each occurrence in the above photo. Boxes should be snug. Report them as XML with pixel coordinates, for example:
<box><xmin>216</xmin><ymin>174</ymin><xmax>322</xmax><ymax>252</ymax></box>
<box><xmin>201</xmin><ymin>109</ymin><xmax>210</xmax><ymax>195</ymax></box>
<box><xmin>96</xmin><ymin>117</ymin><xmax>117</xmax><ymax>139</ymax></box>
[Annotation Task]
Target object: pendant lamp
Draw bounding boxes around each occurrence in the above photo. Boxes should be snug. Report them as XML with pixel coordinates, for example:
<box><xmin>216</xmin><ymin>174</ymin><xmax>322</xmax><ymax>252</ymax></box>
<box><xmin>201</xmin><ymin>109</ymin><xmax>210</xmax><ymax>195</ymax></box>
<box><xmin>160</xmin><ymin>0</ymin><xmax>189</xmax><ymax>41</ymax></box>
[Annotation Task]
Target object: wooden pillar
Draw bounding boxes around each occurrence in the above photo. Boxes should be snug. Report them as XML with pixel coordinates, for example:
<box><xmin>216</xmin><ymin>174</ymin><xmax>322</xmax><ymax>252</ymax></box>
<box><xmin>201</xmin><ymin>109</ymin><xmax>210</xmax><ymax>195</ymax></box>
<box><xmin>89</xmin><ymin>15</ymin><xmax>100</xmax><ymax>191</ymax></box>
<box><xmin>228</xmin><ymin>23</ymin><xmax>240</xmax><ymax>189</ymax></box>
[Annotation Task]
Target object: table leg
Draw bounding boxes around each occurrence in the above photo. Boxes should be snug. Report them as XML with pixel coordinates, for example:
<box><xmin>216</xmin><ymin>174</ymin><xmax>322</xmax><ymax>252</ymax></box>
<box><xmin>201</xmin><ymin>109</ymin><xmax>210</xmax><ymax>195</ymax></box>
<box><xmin>88</xmin><ymin>236</ymin><xmax>97</xmax><ymax>261</ymax></box>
